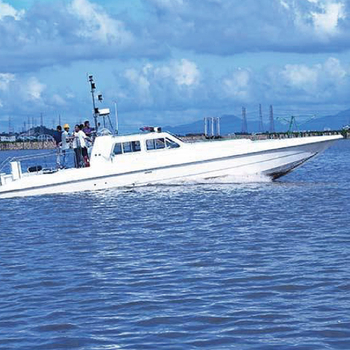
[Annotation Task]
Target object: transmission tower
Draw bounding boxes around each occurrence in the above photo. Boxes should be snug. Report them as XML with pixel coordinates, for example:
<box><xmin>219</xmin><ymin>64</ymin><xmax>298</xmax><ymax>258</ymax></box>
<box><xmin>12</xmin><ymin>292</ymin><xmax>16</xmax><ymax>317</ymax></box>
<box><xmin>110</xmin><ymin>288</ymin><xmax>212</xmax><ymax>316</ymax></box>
<box><xmin>269</xmin><ymin>105</ymin><xmax>275</xmax><ymax>133</ymax></box>
<box><xmin>27</xmin><ymin>116</ymin><xmax>31</xmax><ymax>135</ymax></box>
<box><xmin>241</xmin><ymin>107</ymin><xmax>248</xmax><ymax>134</ymax></box>
<box><xmin>8</xmin><ymin>116</ymin><xmax>14</xmax><ymax>134</ymax></box>
<box><xmin>40</xmin><ymin>113</ymin><xmax>44</xmax><ymax>135</ymax></box>
<box><xmin>259</xmin><ymin>104</ymin><xmax>264</xmax><ymax>133</ymax></box>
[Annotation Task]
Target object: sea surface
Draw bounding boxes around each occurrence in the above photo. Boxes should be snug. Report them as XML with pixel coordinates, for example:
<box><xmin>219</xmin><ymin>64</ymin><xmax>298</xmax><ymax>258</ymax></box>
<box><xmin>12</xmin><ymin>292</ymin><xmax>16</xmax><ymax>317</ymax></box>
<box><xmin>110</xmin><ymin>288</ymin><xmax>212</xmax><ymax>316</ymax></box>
<box><xmin>0</xmin><ymin>140</ymin><xmax>349</xmax><ymax>350</ymax></box>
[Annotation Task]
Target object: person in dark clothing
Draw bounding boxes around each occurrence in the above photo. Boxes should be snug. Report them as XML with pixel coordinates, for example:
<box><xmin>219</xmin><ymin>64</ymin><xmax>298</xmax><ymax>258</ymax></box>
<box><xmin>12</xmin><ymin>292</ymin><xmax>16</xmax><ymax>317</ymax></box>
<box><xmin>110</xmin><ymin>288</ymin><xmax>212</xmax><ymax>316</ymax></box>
<box><xmin>82</xmin><ymin>120</ymin><xmax>93</xmax><ymax>138</ymax></box>
<box><xmin>53</xmin><ymin>125</ymin><xmax>63</xmax><ymax>168</ymax></box>
<box><xmin>53</xmin><ymin>125</ymin><xmax>62</xmax><ymax>146</ymax></box>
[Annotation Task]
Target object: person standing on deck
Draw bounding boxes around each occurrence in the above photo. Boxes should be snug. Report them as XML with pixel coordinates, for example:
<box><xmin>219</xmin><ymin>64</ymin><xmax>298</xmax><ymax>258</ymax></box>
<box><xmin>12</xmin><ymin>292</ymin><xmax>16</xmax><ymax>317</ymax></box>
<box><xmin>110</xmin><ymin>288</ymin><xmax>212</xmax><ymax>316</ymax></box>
<box><xmin>82</xmin><ymin>120</ymin><xmax>93</xmax><ymax>157</ymax></box>
<box><xmin>79</xmin><ymin>124</ymin><xmax>90</xmax><ymax>167</ymax></box>
<box><xmin>61</xmin><ymin>124</ymin><xmax>71</xmax><ymax>168</ymax></box>
<box><xmin>73</xmin><ymin>125</ymin><xmax>90</xmax><ymax>168</ymax></box>
<box><xmin>53</xmin><ymin>125</ymin><xmax>62</xmax><ymax>169</ymax></box>
<box><xmin>83</xmin><ymin>120</ymin><xmax>93</xmax><ymax>138</ymax></box>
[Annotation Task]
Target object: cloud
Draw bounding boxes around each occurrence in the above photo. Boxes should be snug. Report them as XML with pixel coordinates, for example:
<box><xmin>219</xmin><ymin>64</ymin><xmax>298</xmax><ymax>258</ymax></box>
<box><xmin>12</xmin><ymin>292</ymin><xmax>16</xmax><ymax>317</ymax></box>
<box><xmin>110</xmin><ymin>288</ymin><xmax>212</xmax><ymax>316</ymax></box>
<box><xmin>0</xmin><ymin>1</ymin><xmax>24</xmax><ymax>20</ymax></box>
<box><xmin>113</xmin><ymin>56</ymin><xmax>350</xmax><ymax>117</ymax></box>
<box><xmin>0</xmin><ymin>74</ymin><xmax>59</xmax><ymax>117</ymax></box>
<box><xmin>1</xmin><ymin>0</ymin><xmax>349</xmax><ymax>77</ymax></box>
<box><xmin>68</xmin><ymin>0</ymin><xmax>134</xmax><ymax>45</ymax></box>
<box><xmin>264</xmin><ymin>57</ymin><xmax>350</xmax><ymax>103</ymax></box>
<box><xmin>24</xmin><ymin>77</ymin><xmax>46</xmax><ymax>101</ymax></box>
<box><xmin>0</xmin><ymin>0</ymin><xmax>168</xmax><ymax>73</ymax></box>
<box><xmin>311</xmin><ymin>2</ymin><xmax>346</xmax><ymax>36</ymax></box>
<box><xmin>142</xmin><ymin>0</ymin><xmax>349</xmax><ymax>54</ymax></box>
<box><xmin>222</xmin><ymin>69</ymin><xmax>254</xmax><ymax>102</ymax></box>
<box><xmin>1</xmin><ymin>56</ymin><xmax>350</xmax><ymax>131</ymax></box>
<box><xmin>114</xmin><ymin>59</ymin><xmax>203</xmax><ymax>113</ymax></box>
<box><xmin>153</xmin><ymin>59</ymin><xmax>200</xmax><ymax>87</ymax></box>
<box><xmin>0</xmin><ymin>73</ymin><xmax>15</xmax><ymax>91</ymax></box>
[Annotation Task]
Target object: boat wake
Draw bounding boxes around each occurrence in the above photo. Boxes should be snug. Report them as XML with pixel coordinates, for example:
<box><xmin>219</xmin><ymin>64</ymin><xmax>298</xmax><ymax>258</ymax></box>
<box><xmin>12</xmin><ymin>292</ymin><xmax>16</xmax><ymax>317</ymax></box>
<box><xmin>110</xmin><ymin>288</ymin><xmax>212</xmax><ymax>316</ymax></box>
<box><xmin>142</xmin><ymin>173</ymin><xmax>273</xmax><ymax>186</ymax></box>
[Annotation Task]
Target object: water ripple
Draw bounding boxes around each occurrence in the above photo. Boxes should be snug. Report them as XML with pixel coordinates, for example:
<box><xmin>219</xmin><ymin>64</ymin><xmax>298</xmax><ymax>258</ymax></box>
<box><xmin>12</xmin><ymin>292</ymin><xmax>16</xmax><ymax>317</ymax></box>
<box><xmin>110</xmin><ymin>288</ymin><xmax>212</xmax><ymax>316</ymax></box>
<box><xmin>0</xmin><ymin>141</ymin><xmax>349</xmax><ymax>349</ymax></box>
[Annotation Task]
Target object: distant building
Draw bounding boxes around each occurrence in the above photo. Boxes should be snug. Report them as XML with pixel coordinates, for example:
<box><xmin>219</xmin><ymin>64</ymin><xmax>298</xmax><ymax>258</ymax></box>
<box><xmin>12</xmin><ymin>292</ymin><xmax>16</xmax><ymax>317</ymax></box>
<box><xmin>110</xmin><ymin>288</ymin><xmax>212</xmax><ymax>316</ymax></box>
<box><xmin>0</xmin><ymin>135</ymin><xmax>16</xmax><ymax>142</ymax></box>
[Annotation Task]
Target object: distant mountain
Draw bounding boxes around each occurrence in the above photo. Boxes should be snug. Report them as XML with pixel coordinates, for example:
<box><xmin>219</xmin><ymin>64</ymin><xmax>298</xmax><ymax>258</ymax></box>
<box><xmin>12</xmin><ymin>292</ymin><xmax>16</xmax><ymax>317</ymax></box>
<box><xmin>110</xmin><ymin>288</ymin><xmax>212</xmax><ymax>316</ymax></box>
<box><xmin>164</xmin><ymin>109</ymin><xmax>350</xmax><ymax>135</ymax></box>
<box><xmin>300</xmin><ymin>109</ymin><xmax>350</xmax><ymax>131</ymax></box>
<box><xmin>165</xmin><ymin>114</ymin><xmax>285</xmax><ymax>135</ymax></box>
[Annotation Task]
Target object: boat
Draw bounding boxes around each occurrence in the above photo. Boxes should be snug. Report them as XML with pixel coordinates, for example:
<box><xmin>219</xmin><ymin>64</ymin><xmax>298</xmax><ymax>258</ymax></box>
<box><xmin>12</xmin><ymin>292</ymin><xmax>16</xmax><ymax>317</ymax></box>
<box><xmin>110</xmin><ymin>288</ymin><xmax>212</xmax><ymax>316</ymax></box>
<box><xmin>0</xmin><ymin>76</ymin><xmax>343</xmax><ymax>198</ymax></box>
<box><xmin>0</xmin><ymin>128</ymin><xmax>343</xmax><ymax>198</ymax></box>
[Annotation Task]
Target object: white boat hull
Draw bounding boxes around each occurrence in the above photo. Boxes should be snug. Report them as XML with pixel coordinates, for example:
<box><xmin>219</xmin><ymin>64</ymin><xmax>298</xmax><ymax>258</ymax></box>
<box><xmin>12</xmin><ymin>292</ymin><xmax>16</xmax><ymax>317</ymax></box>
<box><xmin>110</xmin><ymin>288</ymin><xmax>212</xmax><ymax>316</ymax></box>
<box><xmin>0</xmin><ymin>135</ymin><xmax>341</xmax><ymax>198</ymax></box>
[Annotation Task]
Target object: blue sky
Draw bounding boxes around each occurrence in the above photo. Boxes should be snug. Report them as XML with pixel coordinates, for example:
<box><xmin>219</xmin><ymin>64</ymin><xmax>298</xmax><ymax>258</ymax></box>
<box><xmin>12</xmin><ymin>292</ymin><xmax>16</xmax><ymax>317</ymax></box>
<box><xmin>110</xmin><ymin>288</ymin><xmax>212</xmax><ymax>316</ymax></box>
<box><xmin>1</xmin><ymin>0</ymin><xmax>350</xmax><ymax>133</ymax></box>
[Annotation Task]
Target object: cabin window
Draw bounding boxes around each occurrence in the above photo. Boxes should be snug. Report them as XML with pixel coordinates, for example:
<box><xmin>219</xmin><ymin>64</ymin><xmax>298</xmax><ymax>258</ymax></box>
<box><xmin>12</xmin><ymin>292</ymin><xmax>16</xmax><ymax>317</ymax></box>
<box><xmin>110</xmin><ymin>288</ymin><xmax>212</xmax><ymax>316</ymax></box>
<box><xmin>113</xmin><ymin>140</ymin><xmax>141</xmax><ymax>155</ymax></box>
<box><xmin>123</xmin><ymin>142</ymin><xmax>132</xmax><ymax>153</ymax></box>
<box><xmin>146</xmin><ymin>139</ymin><xmax>155</xmax><ymax>150</ymax></box>
<box><xmin>113</xmin><ymin>143</ymin><xmax>123</xmax><ymax>155</ymax></box>
<box><xmin>155</xmin><ymin>138</ymin><xmax>165</xmax><ymax>149</ymax></box>
<box><xmin>146</xmin><ymin>138</ymin><xmax>166</xmax><ymax>150</ymax></box>
<box><xmin>131</xmin><ymin>141</ymin><xmax>141</xmax><ymax>152</ymax></box>
<box><xmin>165</xmin><ymin>138</ymin><xmax>180</xmax><ymax>149</ymax></box>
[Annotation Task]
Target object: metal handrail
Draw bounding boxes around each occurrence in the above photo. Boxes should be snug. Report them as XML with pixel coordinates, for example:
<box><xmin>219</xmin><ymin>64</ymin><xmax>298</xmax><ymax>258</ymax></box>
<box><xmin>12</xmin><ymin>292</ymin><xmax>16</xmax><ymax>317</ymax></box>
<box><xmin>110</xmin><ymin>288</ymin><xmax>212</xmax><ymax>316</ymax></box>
<box><xmin>0</xmin><ymin>156</ymin><xmax>15</xmax><ymax>173</ymax></box>
<box><xmin>0</xmin><ymin>150</ymin><xmax>57</xmax><ymax>173</ymax></box>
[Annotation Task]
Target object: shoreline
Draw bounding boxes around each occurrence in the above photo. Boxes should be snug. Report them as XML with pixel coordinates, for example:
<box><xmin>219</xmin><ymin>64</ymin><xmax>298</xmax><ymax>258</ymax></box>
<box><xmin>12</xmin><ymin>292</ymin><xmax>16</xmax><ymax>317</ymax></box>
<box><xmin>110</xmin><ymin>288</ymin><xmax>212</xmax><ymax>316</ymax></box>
<box><xmin>0</xmin><ymin>141</ymin><xmax>56</xmax><ymax>151</ymax></box>
<box><xmin>0</xmin><ymin>130</ymin><xmax>348</xmax><ymax>151</ymax></box>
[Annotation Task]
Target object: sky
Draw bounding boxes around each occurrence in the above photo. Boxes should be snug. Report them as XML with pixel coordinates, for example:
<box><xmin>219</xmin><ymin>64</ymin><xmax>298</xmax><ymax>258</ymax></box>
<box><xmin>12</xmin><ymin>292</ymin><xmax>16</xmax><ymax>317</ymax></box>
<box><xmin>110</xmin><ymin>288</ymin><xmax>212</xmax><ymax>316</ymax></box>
<box><xmin>1</xmin><ymin>0</ymin><xmax>350</xmax><ymax>133</ymax></box>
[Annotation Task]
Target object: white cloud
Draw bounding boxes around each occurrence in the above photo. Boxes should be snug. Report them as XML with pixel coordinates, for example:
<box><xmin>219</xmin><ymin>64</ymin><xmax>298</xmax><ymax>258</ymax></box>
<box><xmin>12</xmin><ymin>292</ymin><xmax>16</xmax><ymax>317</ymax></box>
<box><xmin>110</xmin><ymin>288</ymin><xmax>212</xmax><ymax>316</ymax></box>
<box><xmin>154</xmin><ymin>59</ymin><xmax>200</xmax><ymax>87</ymax></box>
<box><xmin>280</xmin><ymin>64</ymin><xmax>319</xmax><ymax>91</ymax></box>
<box><xmin>148</xmin><ymin>0</ymin><xmax>184</xmax><ymax>11</ymax></box>
<box><xmin>0</xmin><ymin>1</ymin><xmax>24</xmax><ymax>20</ymax></box>
<box><xmin>25</xmin><ymin>77</ymin><xmax>46</xmax><ymax>101</ymax></box>
<box><xmin>311</xmin><ymin>1</ymin><xmax>346</xmax><ymax>36</ymax></box>
<box><xmin>174</xmin><ymin>59</ymin><xmax>200</xmax><ymax>86</ymax></box>
<box><xmin>69</xmin><ymin>0</ymin><xmax>134</xmax><ymax>45</ymax></box>
<box><xmin>223</xmin><ymin>69</ymin><xmax>252</xmax><ymax>102</ymax></box>
<box><xmin>265</xmin><ymin>57</ymin><xmax>350</xmax><ymax>103</ymax></box>
<box><xmin>124</xmin><ymin>68</ymin><xmax>152</xmax><ymax>104</ymax></box>
<box><xmin>0</xmin><ymin>73</ymin><xmax>15</xmax><ymax>90</ymax></box>
<box><xmin>52</xmin><ymin>94</ymin><xmax>67</xmax><ymax>106</ymax></box>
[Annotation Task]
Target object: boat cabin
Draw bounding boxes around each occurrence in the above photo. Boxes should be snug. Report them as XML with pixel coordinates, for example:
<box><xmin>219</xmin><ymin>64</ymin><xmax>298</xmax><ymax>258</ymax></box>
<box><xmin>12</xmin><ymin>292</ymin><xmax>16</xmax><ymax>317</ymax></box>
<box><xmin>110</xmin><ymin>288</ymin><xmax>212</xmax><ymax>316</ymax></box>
<box><xmin>90</xmin><ymin>132</ymin><xmax>184</xmax><ymax>166</ymax></box>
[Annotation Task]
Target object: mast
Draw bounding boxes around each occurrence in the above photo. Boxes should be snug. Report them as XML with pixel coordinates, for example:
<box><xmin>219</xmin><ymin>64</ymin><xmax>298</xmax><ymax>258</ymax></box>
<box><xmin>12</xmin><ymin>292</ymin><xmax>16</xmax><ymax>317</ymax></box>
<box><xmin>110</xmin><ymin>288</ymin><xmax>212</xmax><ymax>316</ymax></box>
<box><xmin>114</xmin><ymin>102</ymin><xmax>119</xmax><ymax>135</ymax></box>
<box><xmin>88</xmin><ymin>75</ymin><xmax>98</xmax><ymax>133</ymax></box>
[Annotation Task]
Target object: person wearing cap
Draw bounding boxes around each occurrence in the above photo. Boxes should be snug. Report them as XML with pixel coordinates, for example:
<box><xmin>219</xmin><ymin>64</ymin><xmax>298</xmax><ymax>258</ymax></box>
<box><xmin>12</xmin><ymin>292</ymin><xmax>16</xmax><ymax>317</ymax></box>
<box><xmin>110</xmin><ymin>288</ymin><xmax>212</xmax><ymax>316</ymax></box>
<box><xmin>61</xmin><ymin>124</ymin><xmax>71</xmax><ymax>168</ymax></box>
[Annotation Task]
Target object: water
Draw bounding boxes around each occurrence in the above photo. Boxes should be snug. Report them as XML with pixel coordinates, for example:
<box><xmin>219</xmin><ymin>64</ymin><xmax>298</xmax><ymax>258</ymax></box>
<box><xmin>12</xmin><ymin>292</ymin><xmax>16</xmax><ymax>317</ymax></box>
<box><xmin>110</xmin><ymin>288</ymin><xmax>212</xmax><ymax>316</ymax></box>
<box><xmin>0</xmin><ymin>140</ymin><xmax>349</xmax><ymax>350</ymax></box>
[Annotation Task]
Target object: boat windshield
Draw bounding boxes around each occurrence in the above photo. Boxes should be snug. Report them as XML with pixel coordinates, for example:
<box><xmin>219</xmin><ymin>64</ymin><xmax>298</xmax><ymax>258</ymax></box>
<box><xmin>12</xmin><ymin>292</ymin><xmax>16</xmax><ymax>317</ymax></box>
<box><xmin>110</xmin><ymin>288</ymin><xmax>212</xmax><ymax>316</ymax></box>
<box><xmin>165</xmin><ymin>138</ymin><xmax>180</xmax><ymax>149</ymax></box>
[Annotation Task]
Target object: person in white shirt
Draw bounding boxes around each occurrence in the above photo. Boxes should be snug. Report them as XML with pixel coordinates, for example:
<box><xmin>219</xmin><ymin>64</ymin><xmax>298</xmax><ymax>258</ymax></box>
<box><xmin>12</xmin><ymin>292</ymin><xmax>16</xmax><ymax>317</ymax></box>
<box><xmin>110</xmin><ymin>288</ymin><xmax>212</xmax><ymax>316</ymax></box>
<box><xmin>73</xmin><ymin>124</ymin><xmax>90</xmax><ymax>168</ymax></box>
<box><xmin>61</xmin><ymin>124</ymin><xmax>71</xmax><ymax>168</ymax></box>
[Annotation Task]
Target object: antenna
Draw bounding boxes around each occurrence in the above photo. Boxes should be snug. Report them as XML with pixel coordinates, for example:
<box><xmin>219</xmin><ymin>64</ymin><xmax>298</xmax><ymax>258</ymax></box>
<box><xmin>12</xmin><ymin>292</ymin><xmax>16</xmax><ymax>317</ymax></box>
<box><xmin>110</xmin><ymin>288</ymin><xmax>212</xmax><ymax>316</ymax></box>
<box><xmin>241</xmin><ymin>107</ymin><xmax>248</xmax><ymax>134</ymax></box>
<box><xmin>259</xmin><ymin>104</ymin><xmax>264</xmax><ymax>133</ymax></box>
<box><xmin>88</xmin><ymin>74</ymin><xmax>99</xmax><ymax>133</ymax></box>
<box><xmin>269</xmin><ymin>105</ymin><xmax>275</xmax><ymax>133</ymax></box>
